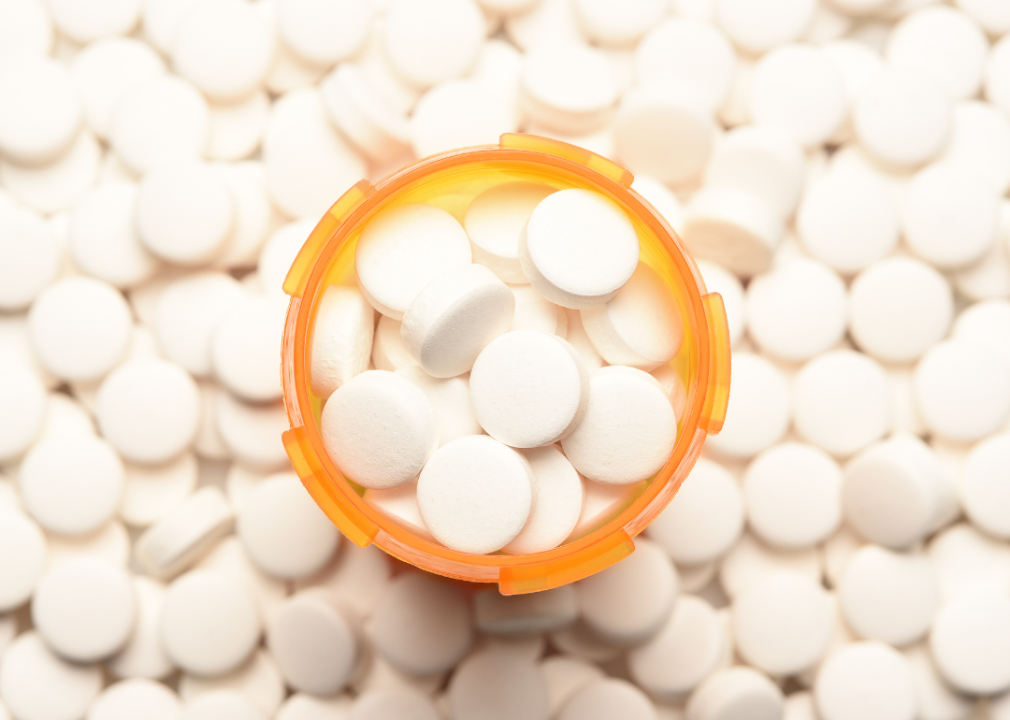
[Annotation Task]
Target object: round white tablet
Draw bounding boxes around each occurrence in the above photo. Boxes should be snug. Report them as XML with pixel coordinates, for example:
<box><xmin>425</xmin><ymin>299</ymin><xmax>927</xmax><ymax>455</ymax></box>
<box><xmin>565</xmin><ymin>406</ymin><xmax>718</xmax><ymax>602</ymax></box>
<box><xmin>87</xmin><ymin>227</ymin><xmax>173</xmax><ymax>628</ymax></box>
<box><xmin>464</xmin><ymin>183</ymin><xmax>555</xmax><ymax>284</ymax></box>
<box><xmin>371</xmin><ymin>572</ymin><xmax>473</xmax><ymax>676</ymax></box>
<box><xmin>853</xmin><ymin>67</ymin><xmax>951</xmax><ymax>168</ymax></box>
<box><xmin>109</xmin><ymin>75</ymin><xmax>210</xmax><ymax>175</ymax></box>
<box><xmin>183</xmin><ymin>651</ymin><xmax>281</xmax><ymax>717</ymax></box>
<box><xmin>0</xmin><ymin>202</ymin><xmax>59</xmax><ymax>312</ymax></box>
<box><xmin>928</xmin><ymin>522</ymin><xmax>1010</xmax><ymax>604</ymax></box>
<box><xmin>540</xmin><ymin>656</ymin><xmax>604</xmax><ymax>718</ymax></box>
<box><xmin>0</xmin><ymin>129</ymin><xmax>101</xmax><ymax>215</ymax></box>
<box><xmin>744</xmin><ymin>443</ymin><xmax>842</xmax><ymax>550</ymax></box>
<box><xmin>28</xmin><ymin>276</ymin><xmax>133</xmax><ymax>384</ymax></box>
<box><xmin>195</xmin><ymin>536</ymin><xmax>288</xmax><ymax>624</ymax></box>
<box><xmin>32</xmin><ymin>557</ymin><xmax>135</xmax><ymax>662</ymax></box>
<box><xmin>939</xmin><ymin>101</ymin><xmax>1010</xmax><ymax>196</ymax></box>
<box><xmin>321</xmin><ymin>370</ymin><xmax>438</xmax><ymax>489</ymax></box>
<box><xmin>355</xmin><ymin>203</ymin><xmax>472</xmax><ymax>320</ymax></box>
<box><xmin>133</xmin><ymin>487</ymin><xmax>235</xmax><ymax>579</ymax></box>
<box><xmin>0</xmin><ymin>359</ymin><xmax>47</xmax><ymax>463</ymax></box>
<box><xmin>503</xmin><ymin>445</ymin><xmax>583</xmax><ymax>555</ymax></box>
<box><xmin>558</xmin><ymin>678</ymin><xmax>654</xmax><ymax>720</ymax></box>
<box><xmin>473</xmin><ymin>585</ymin><xmax>577</xmax><ymax>635</ymax></box>
<box><xmin>0</xmin><ymin>633</ymin><xmax>102</xmax><ymax>720</ymax></box>
<box><xmin>902</xmin><ymin>645</ymin><xmax>974</xmax><ymax>720</ymax></box>
<box><xmin>275</xmin><ymin>694</ymin><xmax>352</xmax><ymax>720</ymax></box>
<box><xmin>449</xmin><ymin>649</ymin><xmax>548</xmax><ymax>720</ymax></box>
<box><xmin>211</xmin><ymin>293</ymin><xmax>288</xmax><ymax>403</ymax></box>
<box><xmin>237</xmin><ymin>473</ymin><xmax>338</xmax><ymax>580</ymax></box>
<box><xmin>207</xmin><ymin>92</ymin><xmax>269</xmax><ymax>163</ymax></box>
<box><xmin>960</xmin><ymin>434</ymin><xmax>1010</xmax><ymax>539</ymax></box>
<box><xmin>276</xmin><ymin>0</ymin><xmax>373</xmax><ymax>68</ymax></box>
<box><xmin>267</xmin><ymin>591</ymin><xmax>358</xmax><ymax>696</ymax></box>
<box><xmin>417</xmin><ymin>435</ymin><xmax>534</xmax><ymax>553</ymax></box>
<box><xmin>471</xmin><ymin>331</ymin><xmax>588</xmax><ymax>449</ymax></box>
<box><xmin>0</xmin><ymin>0</ymin><xmax>52</xmax><ymax>66</ymax></box>
<box><xmin>987</xmin><ymin>35</ymin><xmax>1010</xmax><ymax>116</ymax></box>
<box><xmin>720</xmin><ymin>531</ymin><xmax>822</xmax><ymax>600</ymax></box>
<box><xmin>509</xmin><ymin>284</ymin><xmax>565</xmax><ymax>336</ymax></box>
<box><xmin>350</xmin><ymin>689</ymin><xmax>439</xmax><ymax>720</ymax></box>
<box><xmin>519</xmin><ymin>42</ymin><xmax>617</xmax><ymax>134</ymax></box>
<box><xmin>0</xmin><ymin>510</ymin><xmax>47</xmax><ymax>612</ymax></box>
<box><xmin>410</xmin><ymin>78</ymin><xmax>518</xmax><ymax>158</ymax></box>
<box><xmin>715</xmin><ymin>0</ymin><xmax>815</xmax><ymax>54</ymax></box>
<box><xmin>842</xmin><ymin>434</ymin><xmax>954</xmax><ymax>549</ymax></box>
<box><xmin>815</xmin><ymin>642</ymin><xmax>915</xmax><ymax>720</ymax></box>
<box><xmin>382</xmin><ymin>0</ymin><xmax>484</xmax><ymax>89</ymax></box>
<box><xmin>182</xmin><ymin>691</ymin><xmax>266</xmax><ymax>720</ymax></box>
<box><xmin>694</xmin><ymin>261</ymin><xmax>745</xmax><ymax>349</ymax></box>
<box><xmin>705</xmin><ymin>352</ymin><xmax>791</xmax><ymax>459</ymax></box>
<box><xmin>686</xmin><ymin>666</ymin><xmax>784</xmax><ymax>720</ymax></box>
<box><xmin>107</xmin><ymin>576</ymin><xmax>174</xmax><ymax>680</ymax></box>
<box><xmin>87</xmin><ymin>679</ymin><xmax>182</xmax><ymax>720</ymax></box>
<box><xmin>20</xmin><ymin>435</ymin><xmax>124</xmax><ymax>536</ymax></box>
<box><xmin>310</xmin><ymin>285</ymin><xmax>375</xmax><ymax>399</ymax></box>
<box><xmin>261</xmin><ymin>88</ymin><xmax>366</xmax><ymax>220</ymax></box>
<box><xmin>914</xmin><ymin>339</ymin><xmax>1010</xmax><ymax>443</ymax></box>
<box><xmin>562</xmin><ymin>366</ymin><xmax>677</xmax><ymax>484</ymax></box>
<box><xmin>96</xmin><ymin>360</ymin><xmax>200</xmax><ymax>465</ymax></box>
<box><xmin>0</xmin><ymin>58</ymin><xmax>82</xmax><ymax>166</ymax></box>
<box><xmin>370</xmin><ymin>316</ymin><xmax>413</xmax><ymax>371</ymax></box>
<box><xmin>396</xmin><ymin>366</ymin><xmax>481</xmax><ymax>447</ymax></box>
<box><xmin>838</xmin><ymin>545</ymin><xmax>938</xmax><ymax>647</ymax></box>
<box><xmin>930</xmin><ymin>593</ymin><xmax>1010</xmax><ymax>695</ymax></box>
<box><xmin>320</xmin><ymin>63</ymin><xmax>411</xmax><ymax>164</ymax></box>
<box><xmin>953</xmin><ymin>299</ymin><xmax>1010</xmax><ymax>373</ymax></box>
<box><xmin>120</xmin><ymin>452</ymin><xmax>198</xmax><ymax>528</ymax></box>
<box><xmin>214</xmin><ymin>395</ymin><xmax>289</xmax><ymax>470</ymax></box>
<box><xmin>161</xmin><ymin>569</ymin><xmax>261</xmax><ymax>678</ymax></box>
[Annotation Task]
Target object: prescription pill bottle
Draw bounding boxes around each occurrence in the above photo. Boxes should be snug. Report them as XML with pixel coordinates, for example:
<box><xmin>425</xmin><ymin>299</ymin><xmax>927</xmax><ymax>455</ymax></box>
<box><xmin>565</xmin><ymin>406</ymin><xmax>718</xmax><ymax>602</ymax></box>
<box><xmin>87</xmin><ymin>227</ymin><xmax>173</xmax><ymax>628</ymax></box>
<box><xmin>281</xmin><ymin>134</ymin><xmax>730</xmax><ymax>595</ymax></box>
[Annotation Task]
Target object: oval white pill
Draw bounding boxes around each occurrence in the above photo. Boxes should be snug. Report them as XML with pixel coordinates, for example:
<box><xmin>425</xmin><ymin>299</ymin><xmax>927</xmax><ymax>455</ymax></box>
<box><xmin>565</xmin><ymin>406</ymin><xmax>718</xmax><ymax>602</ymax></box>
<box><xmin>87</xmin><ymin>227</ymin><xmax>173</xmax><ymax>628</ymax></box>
<box><xmin>464</xmin><ymin>182</ymin><xmax>555</xmax><ymax>284</ymax></box>
<box><xmin>930</xmin><ymin>593</ymin><xmax>1010</xmax><ymax>696</ymax></box>
<box><xmin>417</xmin><ymin>435</ymin><xmax>535</xmax><ymax>554</ymax></box>
<box><xmin>321</xmin><ymin>370</ymin><xmax>438</xmax><ymax>490</ymax></box>
<box><xmin>706</xmin><ymin>352</ymin><xmax>791</xmax><ymax>459</ymax></box>
<box><xmin>504</xmin><ymin>445</ymin><xmax>583</xmax><ymax>555</ymax></box>
<box><xmin>815</xmin><ymin>642</ymin><xmax>916</xmax><ymax>720</ymax></box>
<box><xmin>355</xmin><ymin>203</ymin><xmax>472</xmax><ymax>320</ymax></box>
<box><xmin>686</xmin><ymin>666</ymin><xmax>784</xmax><ymax>720</ymax></box>
<box><xmin>237</xmin><ymin>473</ymin><xmax>339</xmax><ymax>580</ymax></box>
<box><xmin>0</xmin><ymin>633</ymin><xmax>102</xmax><ymax>720</ymax></box>
<box><xmin>0</xmin><ymin>58</ymin><xmax>82</xmax><ymax>166</ymax></box>
<box><xmin>310</xmin><ymin>285</ymin><xmax>374</xmax><ymax>399</ymax></box>
<box><xmin>0</xmin><ymin>510</ymin><xmax>47</xmax><ymax>612</ymax></box>
<box><xmin>520</xmin><ymin>189</ymin><xmax>639</xmax><ymax>310</ymax></box>
<box><xmin>32</xmin><ymin>557</ymin><xmax>135</xmax><ymax>662</ymax></box>
<box><xmin>211</xmin><ymin>293</ymin><xmax>288</xmax><ymax>403</ymax></box>
<box><xmin>581</xmin><ymin>262</ymin><xmax>682</xmax><ymax>371</ymax></box>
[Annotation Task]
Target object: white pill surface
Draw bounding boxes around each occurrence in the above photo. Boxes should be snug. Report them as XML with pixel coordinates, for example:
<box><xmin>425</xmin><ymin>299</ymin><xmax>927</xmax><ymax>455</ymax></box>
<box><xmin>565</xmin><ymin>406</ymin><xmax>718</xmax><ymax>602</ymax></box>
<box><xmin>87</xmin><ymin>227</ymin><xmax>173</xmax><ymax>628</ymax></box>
<box><xmin>558</xmin><ymin>678</ymin><xmax>654</xmax><ymax>720</ymax></box>
<box><xmin>276</xmin><ymin>0</ymin><xmax>373</xmax><ymax>68</ymax></box>
<box><xmin>237</xmin><ymin>473</ymin><xmax>339</xmax><ymax>580</ymax></box>
<box><xmin>930</xmin><ymin>593</ymin><xmax>1010</xmax><ymax>695</ymax></box>
<box><xmin>215</xmin><ymin>395</ymin><xmax>289</xmax><ymax>471</ymax></box>
<box><xmin>417</xmin><ymin>435</ymin><xmax>535</xmax><ymax>554</ymax></box>
<box><xmin>365</xmin><ymin>479</ymin><xmax>432</xmax><ymax>540</ymax></box>
<box><xmin>350</xmin><ymin>689</ymin><xmax>439</xmax><ymax>720</ymax></box>
<box><xmin>120</xmin><ymin>453</ymin><xmax>198</xmax><ymax>529</ymax></box>
<box><xmin>275</xmin><ymin>694</ymin><xmax>352</xmax><ymax>720</ymax></box>
<box><xmin>719</xmin><ymin>532</ymin><xmax>822</xmax><ymax>600</ymax></box>
<box><xmin>960</xmin><ymin>434</ymin><xmax>1010</xmax><ymax>539</ymax></box>
<box><xmin>815</xmin><ymin>642</ymin><xmax>916</xmax><ymax>720</ymax></box>
<box><xmin>581</xmin><ymin>263</ymin><xmax>681</xmax><ymax>371</ymax></box>
<box><xmin>0</xmin><ymin>202</ymin><xmax>60</xmax><ymax>313</ymax></box>
<box><xmin>449</xmin><ymin>649</ymin><xmax>549</xmax><ymax>720</ymax></box>
<box><xmin>370</xmin><ymin>316</ymin><xmax>414</xmax><ymax>372</ymax></box>
<box><xmin>161</xmin><ymin>569</ymin><xmax>261</xmax><ymax>678</ymax></box>
<box><xmin>0</xmin><ymin>58</ymin><xmax>82</xmax><ymax>166</ymax></box>
<box><xmin>929</xmin><ymin>522</ymin><xmax>1010</xmax><ymax>604</ymax></box>
<box><xmin>953</xmin><ymin>299</ymin><xmax>1010</xmax><ymax>373</ymax></box>
<box><xmin>503</xmin><ymin>445</ymin><xmax>583</xmax><ymax>555</ymax></box>
<box><xmin>310</xmin><ymin>285</ymin><xmax>375</xmax><ymax>399</ymax></box>
<box><xmin>562</xmin><ymin>366</ymin><xmax>676</xmax><ymax>485</ymax></box>
<box><xmin>705</xmin><ymin>352</ymin><xmax>791</xmax><ymax>460</ymax></box>
<box><xmin>0</xmin><ymin>0</ymin><xmax>52</xmax><ymax>66</ymax></box>
<box><xmin>744</xmin><ymin>442</ymin><xmax>843</xmax><ymax>550</ymax></box>
<box><xmin>715</xmin><ymin>0</ymin><xmax>816</xmax><ymax>54</ymax></box>
<box><xmin>939</xmin><ymin>101</ymin><xmax>1010</xmax><ymax>196</ymax></box>
<box><xmin>133</xmin><ymin>487</ymin><xmax>235</xmax><ymax>579</ymax></box>
<box><xmin>686</xmin><ymin>666</ymin><xmax>784</xmax><ymax>720</ymax></box>
<box><xmin>519</xmin><ymin>42</ymin><xmax>618</xmax><ymax>134</ymax></box>
<box><xmin>87</xmin><ymin>679</ymin><xmax>182</xmax><ymax>720</ymax></box>
<box><xmin>520</xmin><ymin>189</ymin><xmax>639</xmax><ymax>310</ymax></box>
<box><xmin>0</xmin><ymin>510</ymin><xmax>47</xmax><ymax>612</ymax></box>
<box><xmin>838</xmin><ymin>545</ymin><xmax>938</xmax><ymax>647</ymax></box>
<box><xmin>181</xmin><ymin>690</ymin><xmax>266</xmax><ymax>720</ymax></box>
<box><xmin>211</xmin><ymin>293</ymin><xmax>288</xmax><ymax>403</ymax></box>
<box><xmin>0</xmin><ymin>129</ymin><xmax>101</xmax><ymax>215</ymax></box>
<box><xmin>382</xmin><ymin>0</ymin><xmax>484</xmax><ymax>89</ymax></box>
<box><xmin>107</xmin><ymin>576</ymin><xmax>175</xmax><ymax>680</ymax></box>
<box><xmin>371</xmin><ymin>572</ymin><xmax>473</xmax><ymax>676</ymax></box>
<box><xmin>464</xmin><ymin>183</ymin><xmax>555</xmax><ymax>284</ymax></box>
<box><xmin>207</xmin><ymin>93</ymin><xmax>269</xmax><ymax>163</ymax></box>
<box><xmin>0</xmin><ymin>360</ymin><xmax>47</xmax><ymax>463</ymax></box>
<box><xmin>194</xmin><ymin>536</ymin><xmax>287</xmax><ymax>624</ymax></box>
<box><xmin>474</xmin><ymin>585</ymin><xmax>577</xmax><ymax>636</ymax></box>
<box><xmin>0</xmin><ymin>632</ymin><xmax>103</xmax><ymax>720</ymax></box>
<box><xmin>32</xmin><ymin>557</ymin><xmax>135</xmax><ymax>662</ymax></box>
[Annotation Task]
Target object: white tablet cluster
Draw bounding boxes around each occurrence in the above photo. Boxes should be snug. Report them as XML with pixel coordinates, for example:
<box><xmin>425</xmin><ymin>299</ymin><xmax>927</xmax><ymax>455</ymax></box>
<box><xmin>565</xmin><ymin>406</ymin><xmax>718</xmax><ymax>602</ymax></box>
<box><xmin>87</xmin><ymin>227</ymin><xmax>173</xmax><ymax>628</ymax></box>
<box><xmin>1</xmin><ymin>0</ymin><xmax>1010</xmax><ymax>719</ymax></box>
<box><xmin>314</xmin><ymin>186</ymin><xmax>683</xmax><ymax>556</ymax></box>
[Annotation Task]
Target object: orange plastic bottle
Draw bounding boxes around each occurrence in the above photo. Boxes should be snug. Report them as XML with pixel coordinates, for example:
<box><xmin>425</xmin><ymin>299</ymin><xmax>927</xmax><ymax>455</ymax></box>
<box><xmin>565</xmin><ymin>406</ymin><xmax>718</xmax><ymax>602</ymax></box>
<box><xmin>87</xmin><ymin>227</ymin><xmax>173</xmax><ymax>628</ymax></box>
<box><xmin>280</xmin><ymin>134</ymin><xmax>731</xmax><ymax>595</ymax></box>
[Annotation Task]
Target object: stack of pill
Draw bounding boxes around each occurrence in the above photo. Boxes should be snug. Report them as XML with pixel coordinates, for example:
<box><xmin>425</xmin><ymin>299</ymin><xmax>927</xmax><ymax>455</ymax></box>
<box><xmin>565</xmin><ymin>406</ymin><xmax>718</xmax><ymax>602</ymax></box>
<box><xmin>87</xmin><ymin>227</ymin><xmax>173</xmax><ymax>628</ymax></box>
<box><xmin>1</xmin><ymin>0</ymin><xmax>1010</xmax><ymax>719</ymax></box>
<box><xmin>314</xmin><ymin>186</ymin><xmax>684</xmax><ymax>556</ymax></box>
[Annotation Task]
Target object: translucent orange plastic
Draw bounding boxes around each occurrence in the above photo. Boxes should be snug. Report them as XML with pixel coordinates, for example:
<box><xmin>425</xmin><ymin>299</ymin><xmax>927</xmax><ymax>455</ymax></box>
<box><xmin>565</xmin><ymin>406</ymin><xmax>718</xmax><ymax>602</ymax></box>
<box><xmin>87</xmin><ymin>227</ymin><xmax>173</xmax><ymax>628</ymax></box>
<box><xmin>280</xmin><ymin>134</ymin><xmax>731</xmax><ymax>595</ymax></box>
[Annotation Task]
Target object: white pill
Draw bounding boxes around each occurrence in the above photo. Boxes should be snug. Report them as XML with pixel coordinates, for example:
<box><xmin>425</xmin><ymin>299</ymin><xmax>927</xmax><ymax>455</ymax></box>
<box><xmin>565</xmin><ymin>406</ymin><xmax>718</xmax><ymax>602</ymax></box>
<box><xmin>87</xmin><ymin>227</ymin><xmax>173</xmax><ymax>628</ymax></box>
<box><xmin>215</xmin><ymin>394</ymin><xmax>289</xmax><ymax>470</ymax></box>
<box><xmin>902</xmin><ymin>645</ymin><xmax>975</xmax><ymax>720</ymax></box>
<box><xmin>505</xmin><ymin>0</ymin><xmax>583</xmax><ymax>51</ymax></box>
<box><xmin>628</xmin><ymin>595</ymin><xmax>725</xmax><ymax>700</ymax></box>
<box><xmin>211</xmin><ymin>293</ymin><xmax>287</xmax><ymax>403</ymax></box>
<box><xmin>720</xmin><ymin>532</ymin><xmax>822</xmax><ymax>600</ymax></box>
<box><xmin>275</xmin><ymin>694</ymin><xmax>352</xmax><ymax>720</ymax></box>
<box><xmin>310</xmin><ymin>285</ymin><xmax>374</xmax><ymax>399</ymax></box>
<box><xmin>20</xmin><ymin>435</ymin><xmax>124</xmax><ymax>536</ymax></box>
<box><xmin>355</xmin><ymin>203</ymin><xmax>471</xmax><ymax>320</ymax></box>
<box><xmin>903</xmin><ymin>162</ymin><xmax>1000</xmax><ymax>271</ymax></box>
<box><xmin>371</xmin><ymin>573</ymin><xmax>472</xmax><ymax>676</ymax></box>
<box><xmin>206</xmin><ymin>92</ymin><xmax>269</xmax><ymax>163</ymax></box>
<box><xmin>501</xmin><ymin>445</ymin><xmax>583</xmax><ymax>555</ymax></box>
<box><xmin>0</xmin><ymin>360</ymin><xmax>47</xmax><ymax>463</ymax></box>
<box><xmin>0</xmin><ymin>128</ymin><xmax>100</xmax><ymax>215</ymax></box>
<box><xmin>237</xmin><ymin>472</ymin><xmax>338</xmax><ymax>580</ymax></box>
<box><xmin>471</xmin><ymin>331</ymin><xmax>588</xmax><ymax>449</ymax></box>
<box><xmin>559</xmin><ymin>678</ymin><xmax>655</xmax><ymax>720</ymax></box>
<box><xmin>256</xmin><ymin>218</ymin><xmax>312</xmax><ymax>298</ymax></box>
<box><xmin>396</xmin><ymin>365</ymin><xmax>481</xmax><ymax>448</ymax></box>
<box><xmin>842</xmin><ymin>434</ymin><xmax>955</xmax><ymax>549</ymax></box>
<box><xmin>938</xmin><ymin>102</ymin><xmax>1010</xmax><ymax>196</ymax></box>
<box><xmin>133</xmin><ymin>487</ymin><xmax>234</xmax><ymax>579</ymax></box>
<box><xmin>854</xmin><ymin>67</ymin><xmax>951</xmax><ymax>168</ymax></box>
<box><xmin>0</xmin><ymin>0</ymin><xmax>52</xmax><ymax>65</ymax></box>
<box><xmin>0</xmin><ymin>510</ymin><xmax>47</xmax><ymax>612</ymax></box>
<box><xmin>262</xmin><ymin>88</ymin><xmax>365</xmax><ymax>220</ymax></box>
<box><xmin>319</xmin><ymin>63</ymin><xmax>410</xmax><ymax>164</ymax></box>
<box><xmin>120</xmin><ymin>453</ymin><xmax>198</xmax><ymax>528</ymax></box>
<box><xmin>0</xmin><ymin>632</ymin><xmax>102</xmax><ymax>720</ymax></box>
<box><xmin>793</xmin><ymin>350</ymin><xmax>889</xmax><ymax>458</ymax></box>
<box><xmin>930</xmin><ymin>593</ymin><xmax>1010</xmax><ymax>695</ymax></box>
<box><xmin>370</xmin><ymin>316</ymin><xmax>413</xmax><ymax>372</ymax></box>
<box><xmin>276</xmin><ymin>0</ymin><xmax>372</xmax><ymax>68</ymax></box>
<box><xmin>0</xmin><ymin>202</ymin><xmax>59</xmax><ymax>313</ymax></box>
<box><xmin>574</xmin><ymin>0</ymin><xmax>664</xmax><ymax>46</ymax></box>
<box><xmin>161</xmin><ymin>569</ymin><xmax>261</xmax><ymax>678</ymax></box>
<box><xmin>915</xmin><ymin>339</ymin><xmax>1010</xmax><ymax>443</ymax></box>
<box><xmin>563</xmin><ymin>365</ymin><xmax>677</xmax><ymax>484</ymax></box>
<box><xmin>321</xmin><ymin>370</ymin><xmax>437</xmax><ymax>489</ymax></box>
<box><xmin>953</xmin><ymin>203</ymin><xmax>1010</xmax><ymax>302</ymax></box>
<box><xmin>509</xmin><ymin>284</ymin><xmax>564</xmax><ymax>335</ymax></box>
<box><xmin>351</xmin><ymin>652</ymin><xmax>444</xmax><ymax>699</ymax></box>
<box><xmin>614</xmin><ymin>82</ymin><xmax>714</xmax><ymax>187</ymax></box>
<box><xmin>195</xmin><ymin>536</ymin><xmax>287</xmax><ymax>624</ymax></box>
<box><xmin>693</xmin><ymin>262</ymin><xmax>744</xmax><ymax>349</ymax></box>
<box><xmin>716</xmin><ymin>0</ymin><xmax>816</xmax><ymax>54</ymax></box>
<box><xmin>0</xmin><ymin>58</ymin><xmax>81</xmax><ymax>166</ymax></box>
<box><xmin>87</xmin><ymin>679</ymin><xmax>182</xmax><ymax>720</ymax></box>
<box><xmin>417</xmin><ymin>435</ymin><xmax>534</xmax><ymax>553</ymax></box>
<box><xmin>987</xmin><ymin>34</ymin><xmax>1010</xmax><ymax>116</ymax></box>
<box><xmin>32</xmin><ymin>557</ymin><xmax>135</xmax><ymax>662</ymax></box>
<box><xmin>744</xmin><ymin>442</ymin><xmax>842</xmax><ymax>550</ymax></box>
<box><xmin>182</xmin><ymin>691</ymin><xmax>265</xmax><ymax>720</ymax></box>
<box><xmin>540</xmin><ymin>656</ymin><xmax>604</xmax><ymax>718</ymax></box>
<box><xmin>266</xmin><ymin>591</ymin><xmax>358</xmax><ymax>696</ymax></box>
<box><xmin>108</xmin><ymin>577</ymin><xmax>175</xmax><ymax>680</ymax></box>
<box><xmin>838</xmin><ymin>545</ymin><xmax>938</xmax><ymax>648</ymax></box>
<box><xmin>464</xmin><ymin>183</ymin><xmax>553</xmax><ymax>285</ymax></box>
<box><xmin>519</xmin><ymin>42</ymin><xmax>618</xmax><ymax>134</ymax></box>
<box><xmin>815</xmin><ymin>642</ymin><xmax>915</xmax><ymax>720</ymax></box>
<box><xmin>45</xmin><ymin>518</ymin><xmax>130</xmax><ymax>571</ymax></box>
<box><xmin>681</xmin><ymin>186</ymin><xmax>784</xmax><ymax>278</ymax></box>
<box><xmin>28</xmin><ymin>276</ymin><xmax>133</xmax><ymax>384</ymax></box>
<box><xmin>960</xmin><ymin>434</ymin><xmax>1010</xmax><ymax>538</ymax></box>
<box><xmin>473</xmin><ymin>585</ymin><xmax>577</xmax><ymax>636</ymax></box>
<box><xmin>706</xmin><ymin>352</ymin><xmax>791</xmax><ymax>459</ymax></box>
<box><xmin>797</xmin><ymin>164</ymin><xmax>899</xmax><ymax>275</ymax></box>
<box><xmin>350</xmin><ymin>689</ymin><xmax>439</xmax><ymax>720</ymax></box>
<box><xmin>364</xmin><ymin>479</ymin><xmax>432</xmax><ymax>540</ymax></box>
<box><xmin>929</xmin><ymin>522</ymin><xmax>1010</xmax><ymax>603</ymax></box>
<box><xmin>563</xmin><ymin>308</ymin><xmax>605</xmax><ymax>372</ymax></box>
<box><xmin>647</xmin><ymin>458</ymin><xmax>744</xmax><ymax>565</ymax></box>
<box><xmin>580</xmin><ymin>263</ymin><xmax>681</xmax><ymax>370</ymax></box>
<box><xmin>447</xmin><ymin>649</ymin><xmax>547</xmax><ymax>720</ymax></box>
<box><xmin>686</xmin><ymin>666</ymin><xmax>784</xmax><ymax>720</ymax></box>
<box><xmin>382</xmin><ymin>0</ymin><xmax>483</xmax><ymax>89</ymax></box>
<box><xmin>109</xmin><ymin>75</ymin><xmax>210</xmax><ymax>175</ymax></box>
<box><xmin>411</xmin><ymin>78</ymin><xmax>518</xmax><ymax>159</ymax></box>
<box><xmin>570</xmin><ymin>478</ymin><xmax>640</xmax><ymax>540</ymax></box>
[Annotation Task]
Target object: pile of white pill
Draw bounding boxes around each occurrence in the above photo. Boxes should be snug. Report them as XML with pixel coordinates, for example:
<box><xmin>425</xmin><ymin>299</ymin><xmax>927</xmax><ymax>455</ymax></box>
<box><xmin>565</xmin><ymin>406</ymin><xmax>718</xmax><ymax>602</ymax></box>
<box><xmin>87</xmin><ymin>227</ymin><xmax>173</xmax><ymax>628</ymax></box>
<box><xmin>2</xmin><ymin>0</ymin><xmax>1010</xmax><ymax>719</ymax></box>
